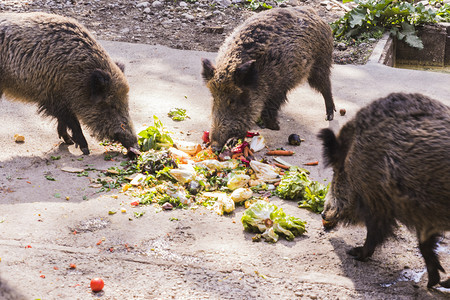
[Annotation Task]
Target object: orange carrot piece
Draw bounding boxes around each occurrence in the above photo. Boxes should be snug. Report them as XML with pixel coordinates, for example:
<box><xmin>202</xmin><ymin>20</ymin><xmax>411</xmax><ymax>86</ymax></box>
<box><xmin>273</xmin><ymin>162</ymin><xmax>289</xmax><ymax>170</ymax></box>
<box><xmin>243</xmin><ymin>146</ymin><xmax>249</xmax><ymax>157</ymax></box>
<box><xmin>266</xmin><ymin>150</ymin><xmax>294</xmax><ymax>156</ymax></box>
<box><xmin>231</xmin><ymin>152</ymin><xmax>243</xmax><ymax>159</ymax></box>
<box><xmin>304</xmin><ymin>161</ymin><xmax>319</xmax><ymax>166</ymax></box>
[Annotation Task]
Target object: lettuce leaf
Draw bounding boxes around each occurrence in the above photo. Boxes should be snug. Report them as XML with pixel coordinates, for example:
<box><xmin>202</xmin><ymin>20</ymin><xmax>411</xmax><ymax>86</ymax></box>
<box><xmin>241</xmin><ymin>200</ymin><xmax>306</xmax><ymax>243</ymax></box>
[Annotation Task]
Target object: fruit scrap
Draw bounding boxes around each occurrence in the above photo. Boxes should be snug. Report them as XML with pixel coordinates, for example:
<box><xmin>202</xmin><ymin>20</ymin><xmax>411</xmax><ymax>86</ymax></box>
<box><xmin>202</xmin><ymin>131</ymin><xmax>210</xmax><ymax>143</ymax></box>
<box><xmin>288</xmin><ymin>134</ymin><xmax>302</xmax><ymax>146</ymax></box>
<box><xmin>266</xmin><ymin>150</ymin><xmax>294</xmax><ymax>156</ymax></box>
<box><xmin>231</xmin><ymin>141</ymin><xmax>250</xmax><ymax>154</ymax></box>
<box><xmin>14</xmin><ymin>134</ymin><xmax>25</xmax><ymax>143</ymax></box>
<box><xmin>90</xmin><ymin>278</ymin><xmax>105</xmax><ymax>293</ymax></box>
<box><xmin>246</xmin><ymin>131</ymin><xmax>260</xmax><ymax>137</ymax></box>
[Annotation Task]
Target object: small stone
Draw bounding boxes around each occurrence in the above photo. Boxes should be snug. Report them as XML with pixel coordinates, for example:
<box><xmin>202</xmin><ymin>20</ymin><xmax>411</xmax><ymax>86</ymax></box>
<box><xmin>179</xmin><ymin>1</ymin><xmax>188</xmax><ymax>7</ymax></box>
<box><xmin>337</xmin><ymin>42</ymin><xmax>347</xmax><ymax>51</ymax></box>
<box><xmin>213</xmin><ymin>0</ymin><xmax>232</xmax><ymax>7</ymax></box>
<box><xmin>202</xmin><ymin>26</ymin><xmax>224</xmax><ymax>34</ymax></box>
<box><xmin>340</xmin><ymin>108</ymin><xmax>346</xmax><ymax>116</ymax></box>
<box><xmin>162</xmin><ymin>202</ymin><xmax>173</xmax><ymax>210</ymax></box>
<box><xmin>136</xmin><ymin>1</ymin><xmax>150</xmax><ymax>7</ymax></box>
<box><xmin>152</xmin><ymin>0</ymin><xmax>163</xmax><ymax>8</ymax></box>
<box><xmin>182</xmin><ymin>13</ymin><xmax>195</xmax><ymax>21</ymax></box>
<box><xmin>143</xmin><ymin>7</ymin><xmax>151</xmax><ymax>13</ymax></box>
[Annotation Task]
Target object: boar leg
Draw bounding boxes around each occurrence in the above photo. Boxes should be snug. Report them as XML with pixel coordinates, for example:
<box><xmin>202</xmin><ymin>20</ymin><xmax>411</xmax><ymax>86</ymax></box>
<box><xmin>57</xmin><ymin>122</ymin><xmax>74</xmax><ymax>145</ymax></box>
<box><xmin>259</xmin><ymin>95</ymin><xmax>285</xmax><ymax>130</ymax></box>
<box><xmin>348</xmin><ymin>215</ymin><xmax>393</xmax><ymax>261</ymax></box>
<box><xmin>307</xmin><ymin>66</ymin><xmax>335</xmax><ymax>121</ymax></box>
<box><xmin>418</xmin><ymin>233</ymin><xmax>444</xmax><ymax>288</ymax></box>
<box><xmin>55</xmin><ymin>110</ymin><xmax>90</xmax><ymax>155</ymax></box>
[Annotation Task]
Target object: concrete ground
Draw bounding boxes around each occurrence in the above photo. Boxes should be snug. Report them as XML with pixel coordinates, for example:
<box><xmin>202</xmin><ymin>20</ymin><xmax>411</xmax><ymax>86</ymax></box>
<box><xmin>0</xmin><ymin>39</ymin><xmax>449</xmax><ymax>299</ymax></box>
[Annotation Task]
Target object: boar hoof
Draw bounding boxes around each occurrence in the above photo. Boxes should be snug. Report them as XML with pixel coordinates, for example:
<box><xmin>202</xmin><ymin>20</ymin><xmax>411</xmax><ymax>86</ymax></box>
<box><xmin>427</xmin><ymin>269</ymin><xmax>442</xmax><ymax>288</ymax></box>
<box><xmin>81</xmin><ymin>147</ymin><xmax>90</xmax><ymax>155</ymax></box>
<box><xmin>440</xmin><ymin>278</ymin><xmax>450</xmax><ymax>288</ymax></box>
<box><xmin>347</xmin><ymin>247</ymin><xmax>369</xmax><ymax>261</ymax></box>
<box><xmin>326</xmin><ymin>113</ymin><xmax>334</xmax><ymax>121</ymax></box>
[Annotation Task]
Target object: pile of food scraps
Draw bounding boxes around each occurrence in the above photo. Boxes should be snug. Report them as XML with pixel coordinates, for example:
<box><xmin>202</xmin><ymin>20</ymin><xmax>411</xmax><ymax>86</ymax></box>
<box><xmin>95</xmin><ymin>116</ymin><xmax>329</xmax><ymax>243</ymax></box>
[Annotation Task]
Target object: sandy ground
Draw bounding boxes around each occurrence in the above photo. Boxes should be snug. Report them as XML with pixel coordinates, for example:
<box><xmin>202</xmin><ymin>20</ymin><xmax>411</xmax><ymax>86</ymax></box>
<box><xmin>0</xmin><ymin>40</ymin><xmax>449</xmax><ymax>299</ymax></box>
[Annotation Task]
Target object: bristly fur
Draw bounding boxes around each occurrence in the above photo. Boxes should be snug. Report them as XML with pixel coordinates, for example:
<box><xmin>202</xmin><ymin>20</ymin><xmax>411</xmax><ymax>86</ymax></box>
<box><xmin>201</xmin><ymin>7</ymin><xmax>335</xmax><ymax>150</ymax></box>
<box><xmin>0</xmin><ymin>12</ymin><xmax>137</xmax><ymax>154</ymax></box>
<box><xmin>320</xmin><ymin>92</ymin><xmax>450</xmax><ymax>288</ymax></box>
<box><xmin>317</xmin><ymin>128</ymin><xmax>339</xmax><ymax>168</ymax></box>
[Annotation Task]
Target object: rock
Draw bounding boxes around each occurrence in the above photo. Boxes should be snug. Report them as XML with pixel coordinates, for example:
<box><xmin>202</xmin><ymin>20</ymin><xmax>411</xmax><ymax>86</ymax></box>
<box><xmin>152</xmin><ymin>0</ymin><xmax>163</xmax><ymax>8</ymax></box>
<box><xmin>213</xmin><ymin>10</ymin><xmax>225</xmax><ymax>16</ymax></box>
<box><xmin>61</xmin><ymin>167</ymin><xmax>85</xmax><ymax>173</ymax></box>
<box><xmin>213</xmin><ymin>0</ymin><xmax>232</xmax><ymax>7</ymax></box>
<box><xmin>181</xmin><ymin>13</ymin><xmax>195</xmax><ymax>21</ymax></box>
<box><xmin>179</xmin><ymin>1</ymin><xmax>188</xmax><ymax>7</ymax></box>
<box><xmin>136</xmin><ymin>1</ymin><xmax>150</xmax><ymax>8</ymax></box>
<box><xmin>143</xmin><ymin>7</ymin><xmax>151</xmax><ymax>13</ymax></box>
<box><xmin>337</xmin><ymin>42</ymin><xmax>347</xmax><ymax>51</ymax></box>
<box><xmin>202</xmin><ymin>26</ymin><xmax>224</xmax><ymax>34</ymax></box>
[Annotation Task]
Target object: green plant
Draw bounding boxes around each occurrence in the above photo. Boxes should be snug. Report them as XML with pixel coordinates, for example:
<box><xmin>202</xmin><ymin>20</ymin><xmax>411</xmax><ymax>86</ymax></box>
<box><xmin>138</xmin><ymin>116</ymin><xmax>173</xmax><ymax>151</ymax></box>
<box><xmin>246</xmin><ymin>0</ymin><xmax>272</xmax><ymax>10</ymax></box>
<box><xmin>332</xmin><ymin>0</ymin><xmax>450</xmax><ymax>49</ymax></box>
<box><xmin>168</xmin><ymin>108</ymin><xmax>190</xmax><ymax>121</ymax></box>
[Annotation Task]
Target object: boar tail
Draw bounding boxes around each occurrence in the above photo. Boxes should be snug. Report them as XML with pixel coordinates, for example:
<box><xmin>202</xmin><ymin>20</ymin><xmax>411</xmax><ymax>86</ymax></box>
<box><xmin>318</xmin><ymin>128</ymin><xmax>340</xmax><ymax>168</ymax></box>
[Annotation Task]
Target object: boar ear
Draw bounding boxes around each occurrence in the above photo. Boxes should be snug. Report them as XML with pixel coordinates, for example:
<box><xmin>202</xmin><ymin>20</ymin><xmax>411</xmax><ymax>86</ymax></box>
<box><xmin>318</xmin><ymin>128</ymin><xmax>341</xmax><ymax>168</ymax></box>
<box><xmin>115</xmin><ymin>62</ymin><xmax>125</xmax><ymax>73</ymax></box>
<box><xmin>201</xmin><ymin>58</ymin><xmax>215</xmax><ymax>82</ymax></box>
<box><xmin>235</xmin><ymin>60</ymin><xmax>257</xmax><ymax>87</ymax></box>
<box><xmin>89</xmin><ymin>69</ymin><xmax>111</xmax><ymax>103</ymax></box>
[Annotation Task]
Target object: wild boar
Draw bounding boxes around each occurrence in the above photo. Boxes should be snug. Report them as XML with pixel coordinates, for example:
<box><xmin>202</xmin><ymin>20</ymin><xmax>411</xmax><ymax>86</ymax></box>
<box><xmin>0</xmin><ymin>12</ymin><xmax>138</xmax><ymax>155</ymax></box>
<box><xmin>319</xmin><ymin>92</ymin><xmax>450</xmax><ymax>288</ymax></box>
<box><xmin>201</xmin><ymin>7</ymin><xmax>335</xmax><ymax>150</ymax></box>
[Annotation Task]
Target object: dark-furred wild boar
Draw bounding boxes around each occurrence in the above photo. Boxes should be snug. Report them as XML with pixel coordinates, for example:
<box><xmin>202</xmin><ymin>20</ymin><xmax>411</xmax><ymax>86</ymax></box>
<box><xmin>0</xmin><ymin>12</ymin><xmax>137</xmax><ymax>155</ymax></box>
<box><xmin>202</xmin><ymin>7</ymin><xmax>335</xmax><ymax>150</ymax></box>
<box><xmin>319</xmin><ymin>93</ymin><xmax>450</xmax><ymax>288</ymax></box>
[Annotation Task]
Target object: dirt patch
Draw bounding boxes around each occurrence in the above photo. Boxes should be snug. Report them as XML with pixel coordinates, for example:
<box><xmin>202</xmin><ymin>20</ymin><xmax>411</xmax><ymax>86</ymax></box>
<box><xmin>0</xmin><ymin>0</ymin><xmax>376</xmax><ymax>64</ymax></box>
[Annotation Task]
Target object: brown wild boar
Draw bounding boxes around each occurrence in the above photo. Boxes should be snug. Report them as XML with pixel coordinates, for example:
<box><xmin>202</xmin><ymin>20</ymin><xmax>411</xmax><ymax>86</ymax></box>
<box><xmin>0</xmin><ymin>12</ymin><xmax>138</xmax><ymax>155</ymax></box>
<box><xmin>319</xmin><ymin>93</ymin><xmax>450</xmax><ymax>288</ymax></box>
<box><xmin>202</xmin><ymin>7</ymin><xmax>335</xmax><ymax>150</ymax></box>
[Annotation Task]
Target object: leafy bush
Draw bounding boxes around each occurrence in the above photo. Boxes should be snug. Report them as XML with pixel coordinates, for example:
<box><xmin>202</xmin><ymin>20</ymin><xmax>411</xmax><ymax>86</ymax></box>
<box><xmin>245</xmin><ymin>0</ymin><xmax>286</xmax><ymax>11</ymax></box>
<box><xmin>332</xmin><ymin>0</ymin><xmax>450</xmax><ymax>49</ymax></box>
